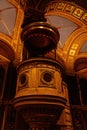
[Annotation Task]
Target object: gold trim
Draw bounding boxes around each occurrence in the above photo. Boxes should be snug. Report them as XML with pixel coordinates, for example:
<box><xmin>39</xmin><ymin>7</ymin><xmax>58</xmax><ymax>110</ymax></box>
<box><xmin>46</xmin><ymin>1</ymin><xmax>87</xmax><ymax>72</ymax></box>
<box><xmin>67</xmin><ymin>30</ymin><xmax>87</xmax><ymax>57</ymax></box>
<box><xmin>0</xmin><ymin>54</ymin><xmax>10</xmax><ymax>62</ymax></box>
<box><xmin>8</xmin><ymin>0</ymin><xmax>20</xmax><ymax>8</ymax></box>
<box><xmin>46</xmin><ymin>1</ymin><xmax>87</xmax><ymax>25</ymax></box>
<box><xmin>75</xmin><ymin>53</ymin><xmax>87</xmax><ymax>60</ymax></box>
<box><xmin>12</xmin><ymin>8</ymin><xmax>24</xmax><ymax>46</ymax></box>
<box><xmin>45</xmin><ymin>12</ymin><xmax>85</xmax><ymax>27</ymax></box>
<box><xmin>65</xmin><ymin>30</ymin><xmax>87</xmax><ymax>70</ymax></box>
<box><xmin>0</xmin><ymin>32</ymin><xmax>12</xmax><ymax>44</ymax></box>
<box><xmin>8</xmin><ymin>0</ymin><xmax>24</xmax><ymax>62</ymax></box>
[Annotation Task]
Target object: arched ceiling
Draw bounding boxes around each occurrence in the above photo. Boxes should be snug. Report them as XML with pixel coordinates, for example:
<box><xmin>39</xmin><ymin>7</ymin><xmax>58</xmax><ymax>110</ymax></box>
<box><xmin>0</xmin><ymin>0</ymin><xmax>87</xmax><ymax>79</ymax></box>
<box><xmin>0</xmin><ymin>0</ymin><xmax>17</xmax><ymax>36</ymax></box>
<box><xmin>0</xmin><ymin>0</ymin><xmax>23</xmax><ymax>62</ymax></box>
<box><xmin>45</xmin><ymin>1</ymin><xmax>87</xmax><ymax>78</ymax></box>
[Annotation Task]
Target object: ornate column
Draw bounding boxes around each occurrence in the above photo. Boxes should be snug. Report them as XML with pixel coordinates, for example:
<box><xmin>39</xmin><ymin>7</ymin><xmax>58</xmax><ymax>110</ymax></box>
<box><xmin>13</xmin><ymin>1</ymin><xmax>73</xmax><ymax>129</ymax></box>
<box><xmin>13</xmin><ymin>20</ymin><xmax>69</xmax><ymax>129</ymax></box>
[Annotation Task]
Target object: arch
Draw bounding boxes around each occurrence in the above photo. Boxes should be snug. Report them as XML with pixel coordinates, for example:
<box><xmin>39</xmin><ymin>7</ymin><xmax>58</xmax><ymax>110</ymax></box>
<box><xmin>0</xmin><ymin>40</ymin><xmax>15</xmax><ymax>60</ymax></box>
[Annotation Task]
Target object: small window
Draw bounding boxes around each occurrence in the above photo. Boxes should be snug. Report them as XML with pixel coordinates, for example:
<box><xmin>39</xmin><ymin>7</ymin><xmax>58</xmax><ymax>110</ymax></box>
<box><xmin>18</xmin><ymin>73</ymin><xmax>28</xmax><ymax>91</ymax></box>
<box><xmin>41</xmin><ymin>71</ymin><xmax>54</xmax><ymax>84</ymax></box>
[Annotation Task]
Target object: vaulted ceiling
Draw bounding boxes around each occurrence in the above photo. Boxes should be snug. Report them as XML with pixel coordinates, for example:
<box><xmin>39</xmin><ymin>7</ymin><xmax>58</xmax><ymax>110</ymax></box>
<box><xmin>0</xmin><ymin>0</ymin><xmax>87</xmax><ymax>79</ymax></box>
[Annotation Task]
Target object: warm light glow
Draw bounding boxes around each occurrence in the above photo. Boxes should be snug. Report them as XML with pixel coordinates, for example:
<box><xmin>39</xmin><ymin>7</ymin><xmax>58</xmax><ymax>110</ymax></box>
<box><xmin>80</xmin><ymin>41</ymin><xmax>87</xmax><ymax>52</ymax></box>
<box><xmin>0</xmin><ymin>0</ymin><xmax>17</xmax><ymax>36</ymax></box>
<box><xmin>45</xmin><ymin>15</ymin><xmax>78</xmax><ymax>48</ymax></box>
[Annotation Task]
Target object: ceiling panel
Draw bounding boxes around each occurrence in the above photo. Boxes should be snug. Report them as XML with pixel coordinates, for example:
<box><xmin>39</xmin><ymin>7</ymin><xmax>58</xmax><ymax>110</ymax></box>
<box><xmin>80</xmin><ymin>41</ymin><xmax>87</xmax><ymax>52</ymax></box>
<box><xmin>46</xmin><ymin>15</ymin><xmax>78</xmax><ymax>48</ymax></box>
<box><xmin>0</xmin><ymin>0</ymin><xmax>17</xmax><ymax>36</ymax></box>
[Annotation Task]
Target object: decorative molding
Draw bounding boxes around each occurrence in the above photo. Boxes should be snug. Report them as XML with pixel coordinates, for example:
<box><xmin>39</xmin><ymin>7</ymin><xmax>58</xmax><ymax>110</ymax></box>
<box><xmin>46</xmin><ymin>1</ymin><xmax>87</xmax><ymax>25</ymax></box>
